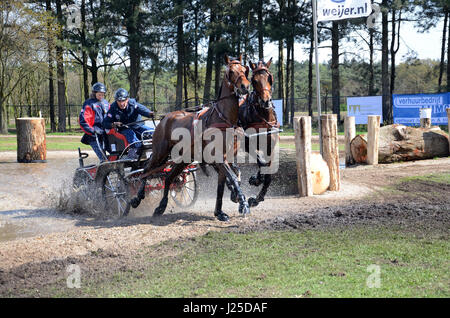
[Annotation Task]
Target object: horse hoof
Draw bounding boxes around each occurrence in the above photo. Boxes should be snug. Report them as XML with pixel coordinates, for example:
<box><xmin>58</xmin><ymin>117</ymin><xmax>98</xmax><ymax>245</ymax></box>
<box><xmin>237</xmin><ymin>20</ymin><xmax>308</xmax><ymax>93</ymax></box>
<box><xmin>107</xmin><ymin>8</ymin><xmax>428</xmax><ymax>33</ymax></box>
<box><xmin>153</xmin><ymin>206</ymin><xmax>166</xmax><ymax>216</ymax></box>
<box><xmin>249</xmin><ymin>175</ymin><xmax>262</xmax><ymax>187</ymax></box>
<box><xmin>248</xmin><ymin>197</ymin><xmax>259</xmax><ymax>207</ymax></box>
<box><xmin>214</xmin><ymin>211</ymin><xmax>230</xmax><ymax>222</ymax></box>
<box><xmin>230</xmin><ymin>191</ymin><xmax>238</xmax><ymax>203</ymax></box>
<box><xmin>239</xmin><ymin>202</ymin><xmax>250</xmax><ymax>215</ymax></box>
<box><xmin>130</xmin><ymin>198</ymin><xmax>141</xmax><ymax>209</ymax></box>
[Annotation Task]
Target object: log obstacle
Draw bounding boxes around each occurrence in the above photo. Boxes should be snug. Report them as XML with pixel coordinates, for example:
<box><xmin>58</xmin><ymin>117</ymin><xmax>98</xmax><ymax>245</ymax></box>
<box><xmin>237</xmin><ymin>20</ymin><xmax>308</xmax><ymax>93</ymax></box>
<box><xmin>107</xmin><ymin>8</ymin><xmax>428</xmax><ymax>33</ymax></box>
<box><xmin>367</xmin><ymin>115</ymin><xmax>381</xmax><ymax>165</ymax></box>
<box><xmin>420</xmin><ymin>108</ymin><xmax>431</xmax><ymax>129</ymax></box>
<box><xmin>320</xmin><ymin>114</ymin><xmax>340</xmax><ymax>191</ymax></box>
<box><xmin>344</xmin><ymin>116</ymin><xmax>355</xmax><ymax>166</ymax></box>
<box><xmin>294</xmin><ymin>116</ymin><xmax>313</xmax><ymax>197</ymax></box>
<box><xmin>16</xmin><ymin>117</ymin><xmax>46</xmax><ymax>163</ymax></box>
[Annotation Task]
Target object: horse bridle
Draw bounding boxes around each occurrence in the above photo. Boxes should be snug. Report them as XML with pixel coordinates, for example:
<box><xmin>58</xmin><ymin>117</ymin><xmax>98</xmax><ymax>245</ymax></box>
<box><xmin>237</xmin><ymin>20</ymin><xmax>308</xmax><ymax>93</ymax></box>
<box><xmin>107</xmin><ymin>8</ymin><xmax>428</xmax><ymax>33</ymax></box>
<box><xmin>251</xmin><ymin>65</ymin><xmax>274</xmax><ymax>110</ymax></box>
<box><xmin>224</xmin><ymin>60</ymin><xmax>250</xmax><ymax>98</ymax></box>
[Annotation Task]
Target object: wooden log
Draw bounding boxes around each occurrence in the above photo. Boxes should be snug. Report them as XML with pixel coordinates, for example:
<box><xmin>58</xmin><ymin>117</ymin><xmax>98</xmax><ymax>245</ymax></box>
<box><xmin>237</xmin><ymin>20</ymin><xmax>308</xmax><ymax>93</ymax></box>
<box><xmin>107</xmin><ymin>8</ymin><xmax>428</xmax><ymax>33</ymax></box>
<box><xmin>320</xmin><ymin>114</ymin><xmax>340</xmax><ymax>191</ymax></box>
<box><xmin>310</xmin><ymin>152</ymin><xmax>330</xmax><ymax>195</ymax></box>
<box><xmin>294</xmin><ymin>116</ymin><xmax>313</xmax><ymax>197</ymax></box>
<box><xmin>350</xmin><ymin>135</ymin><xmax>367</xmax><ymax>163</ymax></box>
<box><xmin>350</xmin><ymin>124</ymin><xmax>449</xmax><ymax>163</ymax></box>
<box><xmin>420</xmin><ymin>108</ymin><xmax>431</xmax><ymax>128</ymax></box>
<box><xmin>367</xmin><ymin>115</ymin><xmax>381</xmax><ymax>165</ymax></box>
<box><xmin>344</xmin><ymin>116</ymin><xmax>355</xmax><ymax>166</ymax></box>
<box><xmin>16</xmin><ymin>117</ymin><xmax>46</xmax><ymax>163</ymax></box>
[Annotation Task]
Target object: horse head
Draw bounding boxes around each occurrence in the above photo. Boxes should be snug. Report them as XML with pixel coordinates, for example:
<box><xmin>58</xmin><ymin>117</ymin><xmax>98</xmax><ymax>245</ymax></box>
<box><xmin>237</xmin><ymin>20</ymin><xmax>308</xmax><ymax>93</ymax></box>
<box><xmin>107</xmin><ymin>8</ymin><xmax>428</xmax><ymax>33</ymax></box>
<box><xmin>249</xmin><ymin>58</ymin><xmax>274</xmax><ymax>110</ymax></box>
<box><xmin>224</xmin><ymin>54</ymin><xmax>250</xmax><ymax>97</ymax></box>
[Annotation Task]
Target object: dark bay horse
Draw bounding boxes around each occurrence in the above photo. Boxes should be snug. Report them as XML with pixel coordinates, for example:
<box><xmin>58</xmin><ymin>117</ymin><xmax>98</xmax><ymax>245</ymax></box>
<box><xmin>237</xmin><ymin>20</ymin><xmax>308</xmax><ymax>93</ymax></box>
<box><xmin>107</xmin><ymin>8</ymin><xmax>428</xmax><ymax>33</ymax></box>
<box><xmin>232</xmin><ymin>58</ymin><xmax>279</xmax><ymax>208</ymax></box>
<box><xmin>130</xmin><ymin>54</ymin><xmax>251</xmax><ymax>221</ymax></box>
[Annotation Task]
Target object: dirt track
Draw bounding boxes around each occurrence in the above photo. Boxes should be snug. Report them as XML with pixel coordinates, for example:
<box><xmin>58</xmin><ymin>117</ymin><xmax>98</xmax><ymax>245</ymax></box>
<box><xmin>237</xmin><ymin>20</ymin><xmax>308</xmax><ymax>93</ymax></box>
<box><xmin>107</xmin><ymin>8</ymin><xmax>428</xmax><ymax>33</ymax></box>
<box><xmin>0</xmin><ymin>150</ymin><xmax>449</xmax><ymax>296</ymax></box>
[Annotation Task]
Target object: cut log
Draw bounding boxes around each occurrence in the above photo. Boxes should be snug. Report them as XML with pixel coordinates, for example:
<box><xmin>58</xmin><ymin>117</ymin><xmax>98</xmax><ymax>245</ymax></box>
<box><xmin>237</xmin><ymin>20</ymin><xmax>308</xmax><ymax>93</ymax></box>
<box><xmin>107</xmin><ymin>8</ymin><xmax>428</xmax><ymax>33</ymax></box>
<box><xmin>310</xmin><ymin>152</ymin><xmax>330</xmax><ymax>195</ymax></box>
<box><xmin>344</xmin><ymin>116</ymin><xmax>355</xmax><ymax>166</ymax></box>
<box><xmin>367</xmin><ymin>115</ymin><xmax>381</xmax><ymax>165</ymax></box>
<box><xmin>320</xmin><ymin>114</ymin><xmax>340</xmax><ymax>191</ymax></box>
<box><xmin>294</xmin><ymin>116</ymin><xmax>313</xmax><ymax>197</ymax></box>
<box><xmin>350</xmin><ymin>135</ymin><xmax>368</xmax><ymax>163</ymax></box>
<box><xmin>16</xmin><ymin>117</ymin><xmax>46</xmax><ymax>163</ymax></box>
<box><xmin>350</xmin><ymin>124</ymin><xmax>449</xmax><ymax>164</ymax></box>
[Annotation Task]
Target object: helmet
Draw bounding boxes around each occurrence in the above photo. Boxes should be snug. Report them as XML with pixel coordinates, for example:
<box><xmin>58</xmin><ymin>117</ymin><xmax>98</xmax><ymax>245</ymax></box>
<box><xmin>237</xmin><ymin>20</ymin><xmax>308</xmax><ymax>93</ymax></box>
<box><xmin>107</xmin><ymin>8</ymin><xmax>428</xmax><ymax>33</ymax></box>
<box><xmin>92</xmin><ymin>82</ymin><xmax>106</xmax><ymax>93</ymax></box>
<box><xmin>114</xmin><ymin>88</ymin><xmax>129</xmax><ymax>101</ymax></box>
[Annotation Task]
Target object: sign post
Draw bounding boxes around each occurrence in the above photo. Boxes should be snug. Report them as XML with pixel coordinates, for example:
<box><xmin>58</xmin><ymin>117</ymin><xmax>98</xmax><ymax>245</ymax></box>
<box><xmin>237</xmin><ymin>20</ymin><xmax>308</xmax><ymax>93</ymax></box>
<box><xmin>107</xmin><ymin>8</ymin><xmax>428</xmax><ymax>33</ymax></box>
<box><xmin>311</xmin><ymin>0</ymin><xmax>373</xmax><ymax>154</ymax></box>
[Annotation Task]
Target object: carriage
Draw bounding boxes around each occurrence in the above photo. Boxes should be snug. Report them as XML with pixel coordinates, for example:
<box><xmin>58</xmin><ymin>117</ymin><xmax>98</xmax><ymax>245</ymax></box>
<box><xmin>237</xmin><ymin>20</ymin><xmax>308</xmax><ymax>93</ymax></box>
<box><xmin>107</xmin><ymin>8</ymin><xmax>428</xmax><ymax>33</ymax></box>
<box><xmin>72</xmin><ymin>127</ymin><xmax>198</xmax><ymax>218</ymax></box>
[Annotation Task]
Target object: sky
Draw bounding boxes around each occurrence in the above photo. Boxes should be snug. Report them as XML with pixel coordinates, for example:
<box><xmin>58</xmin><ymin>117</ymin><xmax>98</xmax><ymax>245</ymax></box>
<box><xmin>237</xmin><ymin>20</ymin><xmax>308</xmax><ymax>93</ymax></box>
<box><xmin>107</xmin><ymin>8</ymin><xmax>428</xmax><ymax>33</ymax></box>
<box><xmin>263</xmin><ymin>18</ymin><xmax>445</xmax><ymax>64</ymax></box>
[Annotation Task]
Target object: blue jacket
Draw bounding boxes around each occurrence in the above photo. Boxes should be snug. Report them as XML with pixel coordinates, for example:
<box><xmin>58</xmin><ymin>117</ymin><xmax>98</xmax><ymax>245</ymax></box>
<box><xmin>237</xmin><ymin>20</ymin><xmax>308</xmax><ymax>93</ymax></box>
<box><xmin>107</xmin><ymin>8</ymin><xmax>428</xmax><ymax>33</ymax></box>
<box><xmin>79</xmin><ymin>98</ymin><xmax>109</xmax><ymax>145</ymax></box>
<box><xmin>103</xmin><ymin>99</ymin><xmax>153</xmax><ymax>130</ymax></box>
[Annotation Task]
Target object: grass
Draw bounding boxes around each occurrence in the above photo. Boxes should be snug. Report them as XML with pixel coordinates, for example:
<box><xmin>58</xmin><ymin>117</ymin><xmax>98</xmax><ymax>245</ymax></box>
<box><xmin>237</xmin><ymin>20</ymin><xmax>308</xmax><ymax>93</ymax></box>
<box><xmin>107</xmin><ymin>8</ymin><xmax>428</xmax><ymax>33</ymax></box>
<box><xmin>36</xmin><ymin>224</ymin><xmax>449</xmax><ymax>298</ymax></box>
<box><xmin>0</xmin><ymin>136</ymin><xmax>90</xmax><ymax>151</ymax></box>
<box><xmin>399</xmin><ymin>173</ymin><xmax>450</xmax><ymax>184</ymax></box>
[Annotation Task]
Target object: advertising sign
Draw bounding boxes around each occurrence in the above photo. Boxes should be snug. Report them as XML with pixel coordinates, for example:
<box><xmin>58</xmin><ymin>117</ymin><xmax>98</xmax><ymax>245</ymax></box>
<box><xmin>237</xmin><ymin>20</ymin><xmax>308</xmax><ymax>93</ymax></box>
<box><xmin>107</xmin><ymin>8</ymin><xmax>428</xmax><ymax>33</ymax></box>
<box><xmin>317</xmin><ymin>0</ymin><xmax>372</xmax><ymax>22</ymax></box>
<box><xmin>347</xmin><ymin>96</ymin><xmax>383</xmax><ymax>124</ymax></box>
<box><xmin>272</xmin><ymin>99</ymin><xmax>284</xmax><ymax>127</ymax></box>
<box><xmin>393</xmin><ymin>93</ymin><xmax>450</xmax><ymax>126</ymax></box>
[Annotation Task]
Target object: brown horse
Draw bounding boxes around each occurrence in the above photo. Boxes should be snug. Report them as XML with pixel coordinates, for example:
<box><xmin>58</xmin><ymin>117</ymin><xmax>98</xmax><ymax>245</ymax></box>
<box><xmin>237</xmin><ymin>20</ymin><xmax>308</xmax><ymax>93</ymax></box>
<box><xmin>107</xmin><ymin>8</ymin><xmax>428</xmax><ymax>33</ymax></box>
<box><xmin>232</xmin><ymin>58</ymin><xmax>279</xmax><ymax>207</ymax></box>
<box><xmin>130</xmin><ymin>54</ymin><xmax>251</xmax><ymax>221</ymax></box>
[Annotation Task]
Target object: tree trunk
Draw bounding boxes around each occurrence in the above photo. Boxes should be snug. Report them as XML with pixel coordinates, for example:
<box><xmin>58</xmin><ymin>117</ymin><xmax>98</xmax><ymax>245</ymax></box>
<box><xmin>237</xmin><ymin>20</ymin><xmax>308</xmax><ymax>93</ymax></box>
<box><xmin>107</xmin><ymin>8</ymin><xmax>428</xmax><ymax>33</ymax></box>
<box><xmin>331</xmin><ymin>21</ymin><xmax>340</xmax><ymax>122</ymax></box>
<box><xmin>46</xmin><ymin>0</ymin><xmax>56</xmax><ymax>132</ymax></box>
<box><xmin>203</xmin><ymin>6</ymin><xmax>215</xmax><ymax>102</ymax></box>
<box><xmin>175</xmin><ymin>5</ymin><xmax>184</xmax><ymax>110</ymax></box>
<box><xmin>214</xmin><ymin>50</ymin><xmax>222</xmax><ymax>99</ymax></box>
<box><xmin>290</xmin><ymin>40</ymin><xmax>295</xmax><ymax>127</ymax></box>
<box><xmin>258</xmin><ymin>0</ymin><xmax>264</xmax><ymax>60</ymax></box>
<box><xmin>368</xmin><ymin>27</ymin><xmax>375</xmax><ymax>96</ymax></box>
<box><xmin>381</xmin><ymin>0</ymin><xmax>391</xmax><ymax>124</ymax></box>
<box><xmin>438</xmin><ymin>11</ymin><xmax>448</xmax><ymax>92</ymax></box>
<box><xmin>55</xmin><ymin>0</ymin><xmax>66</xmax><ymax>132</ymax></box>
<box><xmin>278</xmin><ymin>39</ymin><xmax>284</xmax><ymax>107</ymax></box>
<box><xmin>447</xmin><ymin>9</ymin><xmax>450</xmax><ymax>92</ymax></box>
<box><xmin>81</xmin><ymin>0</ymin><xmax>89</xmax><ymax>100</ymax></box>
<box><xmin>16</xmin><ymin>117</ymin><xmax>46</xmax><ymax>162</ymax></box>
<box><xmin>351</xmin><ymin>125</ymin><xmax>449</xmax><ymax>163</ymax></box>
<box><xmin>285</xmin><ymin>43</ymin><xmax>291</xmax><ymax>126</ymax></box>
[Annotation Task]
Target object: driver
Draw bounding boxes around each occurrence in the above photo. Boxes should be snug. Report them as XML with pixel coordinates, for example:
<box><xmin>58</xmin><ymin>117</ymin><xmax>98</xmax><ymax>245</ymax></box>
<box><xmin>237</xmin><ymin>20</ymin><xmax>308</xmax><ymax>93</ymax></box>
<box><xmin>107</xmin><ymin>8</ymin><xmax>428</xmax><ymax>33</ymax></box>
<box><xmin>79</xmin><ymin>82</ymin><xmax>109</xmax><ymax>162</ymax></box>
<box><xmin>103</xmin><ymin>88</ymin><xmax>154</xmax><ymax>160</ymax></box>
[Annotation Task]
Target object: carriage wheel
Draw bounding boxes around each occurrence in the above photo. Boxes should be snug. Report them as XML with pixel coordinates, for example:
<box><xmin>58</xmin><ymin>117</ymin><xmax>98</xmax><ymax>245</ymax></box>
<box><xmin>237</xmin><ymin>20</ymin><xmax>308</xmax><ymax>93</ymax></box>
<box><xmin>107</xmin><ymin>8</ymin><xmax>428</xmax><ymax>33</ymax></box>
<box><xmin>170</xmin><ymin>169</ymin><xmax>198</xmax><ymax>208</ymax></box>
<box><xmin>101</xmin><ymin>169</ymin><xmax>131</xmax><ymax>218</ymax></box>
<box><xmin>73</xmin><ymin>169</ymin><xmax>94</xmax><ymax>201</ymax></box>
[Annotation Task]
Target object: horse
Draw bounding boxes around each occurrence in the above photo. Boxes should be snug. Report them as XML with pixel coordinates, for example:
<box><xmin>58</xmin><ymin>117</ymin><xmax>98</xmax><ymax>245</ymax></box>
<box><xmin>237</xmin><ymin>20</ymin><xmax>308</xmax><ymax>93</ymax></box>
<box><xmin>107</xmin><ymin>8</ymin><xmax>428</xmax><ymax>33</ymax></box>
<box><xmin>227</xmin><ymin>58</ymin><xmax>279</xmax><ymax>208</ymax></box>
<box><xmin>129</xmin><ymin>54</ymin><xmax>251</xmax><ymax>222</ymax></box>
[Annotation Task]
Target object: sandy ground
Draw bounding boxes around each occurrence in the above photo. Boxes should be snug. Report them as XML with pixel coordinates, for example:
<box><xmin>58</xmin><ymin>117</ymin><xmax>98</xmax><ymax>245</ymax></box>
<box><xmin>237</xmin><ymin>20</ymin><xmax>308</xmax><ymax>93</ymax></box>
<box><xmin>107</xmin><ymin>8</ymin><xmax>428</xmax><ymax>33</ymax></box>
<box><xmin>0</xmin><ymin>150</ymin><xmax>449</xmax><ymax>295</ymax></box>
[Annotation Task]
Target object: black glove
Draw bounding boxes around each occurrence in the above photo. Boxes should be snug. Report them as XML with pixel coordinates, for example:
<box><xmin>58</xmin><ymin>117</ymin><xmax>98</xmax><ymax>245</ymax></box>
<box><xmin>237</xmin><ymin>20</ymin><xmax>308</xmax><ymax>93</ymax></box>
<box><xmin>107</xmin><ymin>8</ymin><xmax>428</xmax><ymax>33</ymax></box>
<box><xmin>148</xmin><ymin>112</ymin><xmax>154</xmax><ymax>118</ymax></box>
<box><xmin>94</xmin><ymin>126</ymin><xmax>104</xmax><ymax>135</ymax></box>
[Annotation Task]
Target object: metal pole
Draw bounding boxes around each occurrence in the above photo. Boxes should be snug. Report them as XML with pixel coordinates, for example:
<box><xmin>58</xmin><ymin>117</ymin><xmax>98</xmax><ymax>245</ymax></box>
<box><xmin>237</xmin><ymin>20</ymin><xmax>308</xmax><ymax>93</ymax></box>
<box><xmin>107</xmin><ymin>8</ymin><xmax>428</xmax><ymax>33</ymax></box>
<box><xmin>312</xmin><ymin>0</ymin><xmax>323</xmax><ymax>155</ymax></box>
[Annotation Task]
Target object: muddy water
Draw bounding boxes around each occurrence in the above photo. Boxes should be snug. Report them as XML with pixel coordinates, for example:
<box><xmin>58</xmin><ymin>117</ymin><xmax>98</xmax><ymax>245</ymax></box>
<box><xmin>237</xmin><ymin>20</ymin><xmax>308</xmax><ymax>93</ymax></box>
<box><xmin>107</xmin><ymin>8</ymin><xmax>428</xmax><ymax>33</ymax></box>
<box><xmin>0</xmin><ymin>148</ymin><xmax>346</xmax><ymax>242</ymax></box>
<box><xmin>0</xmin><ymin>151</ymin><xmax>98</xmax><ymax>242</ymax></box>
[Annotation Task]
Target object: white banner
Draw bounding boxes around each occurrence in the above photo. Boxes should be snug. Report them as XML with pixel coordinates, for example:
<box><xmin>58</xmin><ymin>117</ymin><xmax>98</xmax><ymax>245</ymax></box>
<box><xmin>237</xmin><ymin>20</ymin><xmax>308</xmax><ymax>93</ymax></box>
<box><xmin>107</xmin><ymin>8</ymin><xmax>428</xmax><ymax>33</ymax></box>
<box><xmin>272</xmin><ymin>99</ymin><xmax>284</xmax><ymax>127</ymax></box>
<box><xmin>317</xmin><ymin>0</ymin><xmax>372</xmax><ymax>22</ymax></box>
<box><xmin>347</xmin><ymin>96</ymin><xmax>383</xmax><ymax>124</ymax></box>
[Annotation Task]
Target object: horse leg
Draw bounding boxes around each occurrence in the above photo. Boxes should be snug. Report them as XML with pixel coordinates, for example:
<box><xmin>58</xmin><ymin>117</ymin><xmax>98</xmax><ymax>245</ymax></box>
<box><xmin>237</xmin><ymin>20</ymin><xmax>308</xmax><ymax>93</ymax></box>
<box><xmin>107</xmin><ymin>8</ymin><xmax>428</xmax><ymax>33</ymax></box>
<box><xmin>248</xmin><ymin>136</ymin><xmax>275</xmax><ymax>207</ymax></box>
<box><xmin>154</xmin><ymin>163</ymin><xmax>186</xmax><ymax>216</ymax></box>
<box><xmin>214</xmin><ymin>169</ymin><xmax>230</xmax><ymax>222</ymax></box>
<box><xmin>130</xmin><ymin>178</ymin><xmax>147</xmax><ymax>208</ymax></box>
<box><xmin>227</xmin><ymin>163</ymin><xmax>241</xmax><ymax>203</ymax></box>
<box><xmin>219</xmin><ymin>162</ymin><xmax>250</xmax><ymax>216</ymax></box>
<box><xmin>248</xmin><ymin>168</ymin><xmax>271</xmax><ymax>207</ymax></box>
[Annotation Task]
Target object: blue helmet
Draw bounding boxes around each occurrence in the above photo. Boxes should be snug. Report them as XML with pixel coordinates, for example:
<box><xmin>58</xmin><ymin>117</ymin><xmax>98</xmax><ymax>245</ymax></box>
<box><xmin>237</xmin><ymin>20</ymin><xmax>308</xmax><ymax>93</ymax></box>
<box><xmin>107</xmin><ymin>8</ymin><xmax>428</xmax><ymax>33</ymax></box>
<box><xmin>92</xmin><ymin>82</ymin><xmax>107</xmax><ymax>93</ymax></box>
<box><xmin>114</xmin><ymin>88</ymin><xmax>129</xmax><ymax>101</ymax></box>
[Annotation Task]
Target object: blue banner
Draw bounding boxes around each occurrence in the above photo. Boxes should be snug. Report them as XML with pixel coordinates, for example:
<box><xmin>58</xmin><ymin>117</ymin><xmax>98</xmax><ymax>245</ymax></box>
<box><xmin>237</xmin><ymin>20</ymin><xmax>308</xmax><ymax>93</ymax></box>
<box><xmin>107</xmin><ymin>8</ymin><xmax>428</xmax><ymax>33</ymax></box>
<box><xmin>393</xmin><ymin>93</ymin><xmax>450</xmax><ymax>126</ymax></box>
